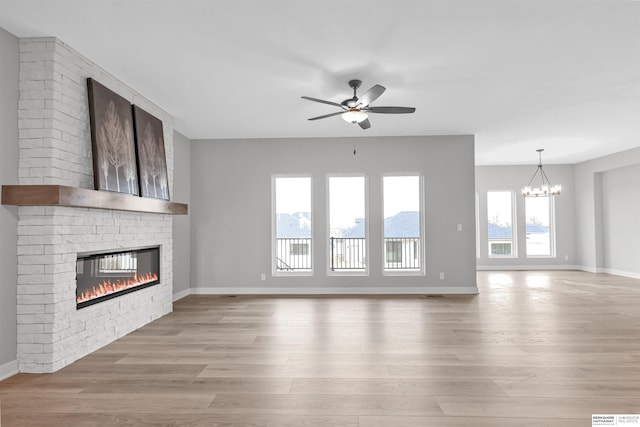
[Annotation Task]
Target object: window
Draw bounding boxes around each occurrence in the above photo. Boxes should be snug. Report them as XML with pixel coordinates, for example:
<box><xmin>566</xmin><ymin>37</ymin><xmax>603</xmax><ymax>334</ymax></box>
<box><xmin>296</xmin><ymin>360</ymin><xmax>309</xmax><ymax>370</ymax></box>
<box><xmin>99</xmin><ymin>252</ymin><xmax>137</xmax><ymax>273</ymax></box>
<box><xmin>383</xmin><ymin>175</ymin><xmax>422</xmax><ymax>271</ymax></box>
<box><xmin>490</xmin><ymin>242</ymin><xmax>512</xmax><ymax>256</ymax></box>
<box><xmin>487</xmin><ymin>191</ymin><xmax>516</xmax><ymax>257</ymax></box>
<box><xmin>328</xmin><ymin>176</ymin><xmax>366</xmax><ymax>272</ymax></box>
<box><xmin>386</xmin><ymin>240</ymin><xmax>403</xmax><ymax>263</ymax></box>
<box><xmin>525</xmin><ymin>196</ymin><xmax>554</xmax><ymax>257</ymax></box>
<box><xmin>475</xmin><ymin>192</ymin><xmax>480</xmax><ymax>259</ymax></box>
<box><xmin>273</xmin><ymin>176</ymin><xmax>312</xmax><ymax>273</ymax></box>
<box><xmin>290</xmin><ymin>242</ymin><xmax>309</xmax><ymax>256</ymax></box>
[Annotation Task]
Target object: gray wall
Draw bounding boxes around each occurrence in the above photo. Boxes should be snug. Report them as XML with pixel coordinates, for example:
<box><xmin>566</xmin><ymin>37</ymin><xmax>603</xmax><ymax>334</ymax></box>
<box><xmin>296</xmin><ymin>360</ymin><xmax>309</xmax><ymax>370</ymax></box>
<box><xmin>0</xmin><ymin>27</ymin><xmax>19</xmax><ymax>373</ymax></box>
<box><xmin>475</xmin><ymin>164</ymin><xmax>576</xmax><ymax>269</ymax></box>
<box><xmin>190</xmin><ymin>135</ymin><xmax>477</xmax><ymax>293</ymax></box>
<box><xmin>172</xmin><ymin>130</ymin><xmax>192</xmax><ymax>298</ymax></box>
<box><xmin>574</xmin><ymin>147</ymin><xmax>640</xmax><ymax>275</ymax></box>
<box><xmin>601</xmin><ymin>164</ymin><xmax>640</xmax><ymax>276</ymax></box>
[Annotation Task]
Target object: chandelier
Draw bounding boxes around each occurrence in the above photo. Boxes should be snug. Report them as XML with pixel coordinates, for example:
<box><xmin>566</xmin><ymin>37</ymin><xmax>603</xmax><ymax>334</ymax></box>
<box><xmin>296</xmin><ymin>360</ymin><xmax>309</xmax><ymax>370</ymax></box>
<box><xmin>521</xmin><ymin>149</ymin><xmax>561</xmax><ymax>197</ymax></box>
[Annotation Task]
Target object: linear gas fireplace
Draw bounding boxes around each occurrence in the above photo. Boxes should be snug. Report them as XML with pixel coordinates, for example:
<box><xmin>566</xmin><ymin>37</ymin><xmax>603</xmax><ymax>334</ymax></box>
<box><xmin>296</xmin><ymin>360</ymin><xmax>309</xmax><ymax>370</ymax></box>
<box><xmin>76</xmin><ymin>247</ymin><xmax>160</xmax><ymax>309</ymax></box>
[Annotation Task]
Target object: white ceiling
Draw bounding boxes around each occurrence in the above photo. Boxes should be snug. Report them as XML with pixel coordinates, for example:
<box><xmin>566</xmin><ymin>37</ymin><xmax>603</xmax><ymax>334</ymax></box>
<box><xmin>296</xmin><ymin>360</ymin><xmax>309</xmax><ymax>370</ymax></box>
<box><xmin>1</xmin><ymin>0</ymin><xmax>639</xmax><ymax>165</ymax></box>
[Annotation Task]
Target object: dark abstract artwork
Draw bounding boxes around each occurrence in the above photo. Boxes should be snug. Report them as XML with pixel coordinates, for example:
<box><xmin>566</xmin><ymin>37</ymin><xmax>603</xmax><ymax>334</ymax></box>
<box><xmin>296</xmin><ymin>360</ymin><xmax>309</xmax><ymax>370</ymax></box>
<box><xmin>87</xmin><ymin>78</ymin><xmax>139</xmax><ymax>195</ymax></box>
<box><xmin>133</xmin><ymin>105</ymin><xmax>169</xmax><ymax>200</ymax></box>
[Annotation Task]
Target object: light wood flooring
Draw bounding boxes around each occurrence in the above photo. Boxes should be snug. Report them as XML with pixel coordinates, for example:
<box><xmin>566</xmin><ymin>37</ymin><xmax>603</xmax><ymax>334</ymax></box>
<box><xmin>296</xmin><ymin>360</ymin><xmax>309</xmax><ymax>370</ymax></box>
<box><xmin>1</xmin><ymin>270</ymin><xmax>639</xmax><ymax>426</ymax></box>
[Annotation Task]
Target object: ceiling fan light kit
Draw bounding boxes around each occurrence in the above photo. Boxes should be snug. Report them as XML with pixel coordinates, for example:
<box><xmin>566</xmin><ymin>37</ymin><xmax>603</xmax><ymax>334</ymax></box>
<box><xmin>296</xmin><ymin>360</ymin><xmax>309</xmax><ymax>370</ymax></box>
<box><xmin>342</xmin><ymin>110</ymin><xmax>368</xmax><ymax>123</ymax></box>
<box><xmin>302</xmin><ymin>79</ymin><xmax>415</xmax><ymax>130</ymax></box>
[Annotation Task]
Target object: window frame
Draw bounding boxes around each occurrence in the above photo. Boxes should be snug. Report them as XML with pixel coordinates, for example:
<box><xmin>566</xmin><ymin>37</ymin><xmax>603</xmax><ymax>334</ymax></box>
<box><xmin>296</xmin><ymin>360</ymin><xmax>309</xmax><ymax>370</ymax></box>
<box><xmin>326</xmin><ymin>174</ymin><xmax>369</xmax><ymax>276</ymax></box>
<box><xmin>524</xmin><ymin>195</ymin><xmax>557</xmax><ymax>258</ymax></box>
<box><xmin>272</xmin><ymin>174</ymin><xmax>314</xmax><ymax>276</ymax></box>
<box><xmin>382</xmin><ymin>173</ymin><xmax>425</xmax><ymax>276</ymax></box>
<box><xmin>475</xmin><ymin>192</ymin><xmax>480</xmax><ymax>259</ymax></box>
<box><xmin>486</xmin><ymin>189</ymin><xmax>517</xmax><ymax>258</ymax></box>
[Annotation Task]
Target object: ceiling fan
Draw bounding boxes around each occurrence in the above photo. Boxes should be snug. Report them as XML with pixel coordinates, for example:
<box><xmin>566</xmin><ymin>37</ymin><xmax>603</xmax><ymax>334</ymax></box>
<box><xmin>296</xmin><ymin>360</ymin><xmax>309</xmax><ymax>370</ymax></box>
<box><xmin>301</xmin><ymin>79</ymin><xmax>416</xmax><ymax>130</ymax></box>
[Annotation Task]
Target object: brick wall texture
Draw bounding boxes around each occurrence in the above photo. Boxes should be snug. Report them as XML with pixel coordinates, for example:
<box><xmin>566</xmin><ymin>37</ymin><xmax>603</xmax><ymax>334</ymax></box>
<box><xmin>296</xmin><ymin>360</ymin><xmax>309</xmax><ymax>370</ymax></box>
<box><xmin>16</xmin><ymin>38</ymin><xmax>174</xmax><ymax>373</ymax></box>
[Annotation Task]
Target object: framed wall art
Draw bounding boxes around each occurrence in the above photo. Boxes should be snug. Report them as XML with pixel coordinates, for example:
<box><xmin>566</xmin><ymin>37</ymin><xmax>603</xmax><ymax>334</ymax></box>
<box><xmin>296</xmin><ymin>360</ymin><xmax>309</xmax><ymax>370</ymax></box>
<box><xmin>132</xmin><ymin>105</ymin><xmax>169</xmax><ymax>200</ymax></box>
<box><xmin>87</xmin><ymin>78</ymin><xmax>139</xmax><ymax>195</ymax></box>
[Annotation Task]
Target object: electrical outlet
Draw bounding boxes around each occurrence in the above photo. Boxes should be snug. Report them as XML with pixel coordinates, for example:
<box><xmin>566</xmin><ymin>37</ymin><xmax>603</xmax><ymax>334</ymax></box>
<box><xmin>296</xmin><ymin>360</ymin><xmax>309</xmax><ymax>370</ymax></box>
<box><xmin>457</xmin><ymin>223</ymin><xmax>462</xmax><ymax>231</ymax></box>
<box><xmin>440</xmin><ymin>272</ymin><xmax>445</xmax><ymax>280</ymax></box>
<box><xmin>564</xmin><ymin>255</ymin><xmax>569</xmax><ymax>261</ymax></box>
<box><xmin>260</xmin><ymin>273</ymin><xmax>266</xmax><ymax>281</ymax></box>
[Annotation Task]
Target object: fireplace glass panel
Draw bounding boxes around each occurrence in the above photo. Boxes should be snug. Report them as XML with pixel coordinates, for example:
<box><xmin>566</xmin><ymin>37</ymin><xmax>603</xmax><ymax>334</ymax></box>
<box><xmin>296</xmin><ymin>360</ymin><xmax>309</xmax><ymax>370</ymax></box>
<box><xmin>76</xmin><ymin>247</ymin><xmax>160</xmax><ymax>309</ymax></box>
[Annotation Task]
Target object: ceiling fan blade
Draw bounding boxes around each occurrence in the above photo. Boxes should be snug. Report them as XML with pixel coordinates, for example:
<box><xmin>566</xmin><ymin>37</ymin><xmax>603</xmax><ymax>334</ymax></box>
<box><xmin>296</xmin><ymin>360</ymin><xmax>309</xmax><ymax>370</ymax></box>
<box><xmin>356</xmin><ymin>84</ymin><xmax>385</xmax><ymax>108</ymax></box>
<box><xmin>358</xmin><ymin>118</ymin><xmax>371</xmax><ymax>130</ymax></box>
<box><xmin>307</xmin><ymin>111</ymin><xmax>344</xmax><ymax>121</ymax></box>
<box><xmin>365</xmin><ymin>106</ymin><xmax>416</xmax><ymax>114</ymax></box>
<box><xmin>301</xmin><ymin>96</ymin><xmax>344</xmax><ymax>109</ymax></box>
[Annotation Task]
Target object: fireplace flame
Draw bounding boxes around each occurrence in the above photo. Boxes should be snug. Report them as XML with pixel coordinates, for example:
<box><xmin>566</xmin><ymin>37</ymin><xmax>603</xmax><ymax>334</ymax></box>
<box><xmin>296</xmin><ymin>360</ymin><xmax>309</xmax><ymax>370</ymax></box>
<box><xmin>76</xmin><ymin>272</ymin><xmax>159</xmax><ymax>304</ymax></box>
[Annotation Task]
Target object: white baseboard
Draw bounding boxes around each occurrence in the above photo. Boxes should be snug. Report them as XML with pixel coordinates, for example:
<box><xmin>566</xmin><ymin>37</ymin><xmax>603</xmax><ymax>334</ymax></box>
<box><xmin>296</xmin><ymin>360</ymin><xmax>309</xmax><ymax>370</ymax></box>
<box><xmin>190</xmin><ymin>286</ymin><xmax>479</xmax><ymax>295</ymax></box>
<box><xmin>598</xmin><ymin>268</ymin><xmax>640</xmax><ymax>280</ymax></box>
<box><xmin>172</xmin><ymin>288</ymin><xmax>192</xmax><ymax>301</ymax></box>
<box><xmin>574</xmin><ymin>265</ymin><xmax>639</xmax><ymax>279</ymax></box>
<box><xmin>476</xmin><ymin>264</ymin><xmax>639</xmax><ymax>280</ymax></box>
<box><xmin>0</xmin><ymin>359</ymin><xmax>18</xmax><ymax>381</ymax></box>
<box><xmin>476</xmin><ymin>264</ymin><xmax>580</xmax><ymax>271</ymax></box>
<box><xmin>577</xmin><ymin>265</ymin><xmax>598</xmax><ymax>273</ymax></box>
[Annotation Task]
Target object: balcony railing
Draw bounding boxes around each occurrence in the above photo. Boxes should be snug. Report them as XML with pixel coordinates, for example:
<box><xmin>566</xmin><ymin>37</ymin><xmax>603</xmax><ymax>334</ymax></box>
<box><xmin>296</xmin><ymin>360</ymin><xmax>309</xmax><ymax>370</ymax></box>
<box><xmin>384</xmin><ymin>237</ymin><xmax>421</xmax><ymax>270</ymax></box>
<box><xmin>276</xmin><ymin>237</ymin><xmax>421</xmax><ymax>272</ymax></box>
<box><xmin>276</xmin><ymin>238</ymin><xmax>312</xmax><ymax>271</ymax></box>
<box><xmin>330</xmin><ymin>237</ymin><xmax>367</xmax><ymax>271</ymax></box>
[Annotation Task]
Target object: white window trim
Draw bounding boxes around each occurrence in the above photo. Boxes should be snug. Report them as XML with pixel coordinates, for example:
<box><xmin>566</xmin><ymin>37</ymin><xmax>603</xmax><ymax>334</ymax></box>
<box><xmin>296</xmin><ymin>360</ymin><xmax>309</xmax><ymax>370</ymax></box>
<box><xmin>487</xmin><ymin>189</ymin><xmax>518</xmax><ymax>258</ymax></box>
<box><xmin>272</xmin><ymin>174</ymin><xmax>314</xmax><ymax>277</ymax></box>
<box><xmin>475</xmin><ymin>192</ymin><xmax>480</xmax><ymax>259</ymax></box>
<box><xmin>525</xmin><ymin>195</ymin><xmax>557</xmax><ymax>259</ymax></box>
<box><xmin>326</xmin><ymin>173</ymin><xmax>369</xmax><ymax>276</ymax></box>
<box><xmin>382</xmin><ymin>173</ymin><xmax>425</xmax><ymax>276</ymax></box>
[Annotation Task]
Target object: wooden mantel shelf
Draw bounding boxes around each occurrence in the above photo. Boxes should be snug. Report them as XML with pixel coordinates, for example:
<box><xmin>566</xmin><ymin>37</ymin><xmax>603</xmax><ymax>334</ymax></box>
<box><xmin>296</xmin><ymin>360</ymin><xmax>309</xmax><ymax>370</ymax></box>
<box><xmin>1</xmin><ymin>185</ymin><xmax>188</xmax><ymax>215</ymax></box>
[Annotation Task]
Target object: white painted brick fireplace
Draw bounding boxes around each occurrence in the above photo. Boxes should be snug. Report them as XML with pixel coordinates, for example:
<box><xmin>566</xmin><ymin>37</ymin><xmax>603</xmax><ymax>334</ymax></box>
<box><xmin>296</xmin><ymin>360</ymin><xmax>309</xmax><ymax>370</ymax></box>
<box><xmin>16</xmin><ymin>38</ymin><xmax>174</xmax><ymax>373</ymax></box>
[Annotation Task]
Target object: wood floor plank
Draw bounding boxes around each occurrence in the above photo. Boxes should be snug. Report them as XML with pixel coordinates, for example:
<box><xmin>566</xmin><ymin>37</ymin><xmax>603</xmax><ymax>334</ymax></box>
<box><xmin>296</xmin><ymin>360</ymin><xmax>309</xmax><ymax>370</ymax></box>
<box><xmin>457</xmin><ymin>352</ymin><xmax>640</xmax><ymax>367</ymax></box>
<box><xmin>80</xmin><ymin>378</ymin><xmax>293</xmax><ymax>395</ymax></box>
<box><xmin>286</xmin><ymin>352</ymin><xmax>463</xmax><ymax>366</ymax></box>
<box><xmin>114</xmin><ymin>352</ymin><xmax>290</xmax><ymax>365</ymax></box>
<box><xmin>385</xmin><ymin>364</ymin><xmax>604</xmax><ymax>381</ymax></box>
<box><xmin>208</xmin><ymin>393</ymin><xmax>444</xmax><ymax>416</ymax></box>
<box><xmin>359</xmin><ymin>415</ymin><xmax>586</xmax><ymax>426</ymax></box>
<box><xmin>1</xmin><ymin>413</ymin><xmax>359</xmax><ymax>427</ymax></box>
<box><xmin>56</xmin><ymin>362</ymin><xmax>208</xmax><ymax>378</ymax></box>
<box><xmin>290</xmin><ymin>378</ymin><xmax>507</xmax><ymax>396</ymax></box>
<box><xmin>1</xmin><ymin>392</ymin><xmax>215</xmax><ymax>414</ymax></box>
<box><xmin>198</xmin><ymin>362</ymin><xmax>390</xmax><ymax>378</ymax></box>
<box><xmin>435</xmin><ymin>395</ymin><xmax>640</xmax><ymax>419</ymax></box>
<box><xmin>495</xmin><ymin>380</ymin><xmax>640</xmax><ymax>398</ymax></box>
<box><xmin>0</xmin><ymin>270</ymin><xmax>639</xmax><ymax>426</ymax></box>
